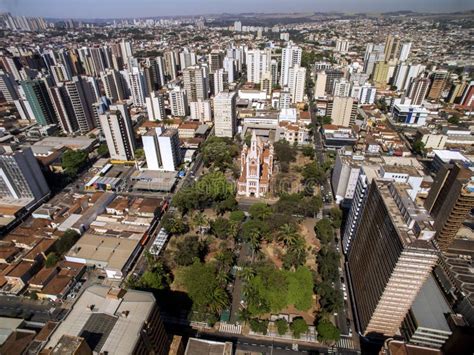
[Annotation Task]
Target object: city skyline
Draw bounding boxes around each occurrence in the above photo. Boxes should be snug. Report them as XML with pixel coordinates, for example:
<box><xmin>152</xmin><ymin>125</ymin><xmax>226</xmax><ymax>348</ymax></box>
<box><xmin>1</xmin><ymin>0</ymin><xmax>473</xmax><ymax>19</ymax></box>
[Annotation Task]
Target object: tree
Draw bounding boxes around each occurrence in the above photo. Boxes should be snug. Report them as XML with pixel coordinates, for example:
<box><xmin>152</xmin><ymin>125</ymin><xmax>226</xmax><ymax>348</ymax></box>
<box><xmin>290</xmin><ymin>318</ymin><xmax>309</xmax><ymax>338</ymax></box>
<box><xmin>412</xmin><ymin>139</ymin><xmax>426</xmax><ymax>156</ymax></box>
<box><xmin>275</xmin><ymin>318</ymin><xmax>288</xmax><ymax>335</ymax></box>
<box><xmin>302</xmin><ymin>162</ymin><xmax>327</xmax><ymax>185</ymax></box>
<box><xmin>277</xmin><ymin>223</ymin><xmax>300</xmax><ymax>247</ymax></box>
<box><xmin>215</xmin><ymin>195</ymin><xmax>238</xmax><ymax>214</ymax></box>
<box><xmin>316</xmin><ymin>319</ymin><xmax>341</xmax><ymax>343</ymax></box>
<box><xmin>302</xmin><ymin>145</ymin><xmax>315</xmax><ymax>158</ymax></box>
<box><xmin>249</xmin><ymin>319</ymin><xmax>269</xmax><ymax>334</ymax></box>
<box><xmin>317</xmin><ymin>116</ymin><xmax>332</xmax><ymax>125</ymax></box>
<box><xmin>314</xmin><ymin>219</ymin><xmax>333</xmax><ymax>244</ymax></box>
<box><xmin>134</xmin><ymin>148</ymin><xmax>144</xmax><ymax>159</ymax></box>
<box><xmin>97</xmin><ymin>143</ymin><xmax>109</xmax><ymax>156</ymax></box>
<box><xmin>139</xmin><ymin>261</ymin><xmax>171</xmax><ymax>290</ymax></box>
<box><xmin>181</xmin><ymin>261</ymin><xmax>230</xmax><ymax>317</ymax></box>
<box><xmin>249</xmin><ymin>203</ymin><xmax>273</xmax><ymax>221</ymax></box>
<box><xmin>45</xmin><ymin>252</ymin><xmax>59</xmax><ymax>268</ymax></box>
<box><xmin>191</xmin><ymin>211</ymin><xmax>208</xmax><ymax>232</ymax></box>
<box><xmin>329</xmin><ymin>207</ymin><xmax>343</xmax><ymax>229</ymax></box>
<box><xmin>174</xmin><ymin>236</ymin><xmax>208</xmax><ymax>266</ymax></box>
<box><xmin>315</xmin><ymin>281</ymin><xmax>343</xmax><ymax>314</ymax></box>
<box><xmin>210</xmin><ymin>217</ymin><xmax>231</xmax><ymax>239</ymax></box>
<box><xmin>274</xmin><ymin>140</ymin><xmax>297</xmax><ymax>168</ymax></box>
<box><xmin>55</xmin><ymin>229</ymin><xmax>81</xmax><ymax>255</ymax></box>
<box><xmin>229</xmin><ymin>210</ymin><xmax>246</xmax><ymax>223</ymax></box>
<box><xmin>61</xmin><ymin>149</ymin><xmax>88</xmax><ymax>176</ymax></box>
<box><xmin>448</xmin><ymin>115</ymin><xmax>460</xmax><ymax>125</ymax></box>
<box><xmin>201</xmin><ymin>137</ymin><xmax>237</xmax><ymax>170</ymax></box>
<box><xmin>283</xmin><ymin>240</ymin><xmax>307</xmax><ymax>270</ymax></box>
<box><xmin>161</xmin><ymin>213</ymin><xmax>189</xmax><ymax>235</ymax></box>
<box><xmin>286</xmin><ymin>267</ymin><xmax>314</xmax><ymax>311</ymax></box>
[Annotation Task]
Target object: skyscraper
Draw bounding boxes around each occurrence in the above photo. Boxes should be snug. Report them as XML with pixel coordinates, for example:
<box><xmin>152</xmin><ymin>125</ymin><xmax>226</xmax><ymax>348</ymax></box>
<box><xmin>314</xmin><ymin>71</ymin><xmax>327</xmax><ymax>98</ymax></box>
<box><xmin>0</xmin><ymin>146</ymin><xmax>50</xmax><ymax>206</ymax></box>
<box><xmin>214</xmin><ymin>91</ymin><xmax>237</xmax><ymax>138</ymax></box>
<box><xmin>213</xmin><ymin>68</ymin><xmax>228</xmax><ymax>95</ymax></box>
<box><xmin>427</xmin><ymin>70</ymin><xmax>449</xmax><ymax>100</ymax></box>
<box><xmin>288</xmin><ymin>65</ymin><xmax>306</xmax><ymax>103</ymax></box>
<box><xmin>208</xmin><ymin>50</ymin><xmax>223</xmax><ymax>73</ymax></box>
<box><xmin>384</xmin><ymin>34</ymin><xmax>401</xmax><ymax>62</ymax></box>
<box><xmin>0</xmin><ymin>69</ymin><xmax>19</xmax><ymax>102</ymax></box>
<box><xmin>424</xmin><ymin>162</ymin><xmax>474</xmax><ymax>251</ymax></box>
<box><xmin>21</xmin><ymin>79</ymin><xmax>57</xmax><ymax>126</ymax></box>
<box><xmin>348</xmin><ymin>180</ymin><xmax>438</xmax><ymax>337</ymax></box>
<box><xmin>245</xmin><ymin>49</ymin><xmax>270</xmax><ymax>85</ymax></box>
<box><xmin>142</xmin><ymin>127</ymin><xmax>181</xmax><ymax>171</ymax></box>
<box><xmin>99</xmin><ymin>104</ymin><xmax>136</xmax><ymax>161</ymax></box>
<box><xmin>183</xmin><ymin>65</ymin><xmax>208</xmax><ymax>102</ymax></box>
<box><xmin>128</xmin><ymin>59</ymin><xmax>147</xmax><ymax>107</ymax></box>
<box><xmin>280</xmin><ymin>44</ymin><xmax>302</xmax><ymax>87</ymax></box>
<box><xmin>327</xmin><ymin>96</ymin><xmax>357</xmax><ymax>127</ymax></box>
<box><xmin>409</xmin><ymin>76</ymin><xmax>430</xmax><ymax>105</ymax></box>
<box><xmin>169</xmin><ymin>87</ymin><xmax>188</xmax><ymax>117</ymax></box>
<box><xmin>100</xmin><ymin>68</ymin><xmax>127</xmax><ymax>102</ymax></box>
<box><xmin>63</xmin><ymin>76</ymin><xmax>96</xmax><ymax>134</ymax></box>
<box><xmin>164</xmin><ymin>51</ymin><xmax>177</xmax><ymax>81</ymax></box>
<box><xmin>146</xmin><ymin>91</ymin><xmax>166</xmax><ymax>121</ymax></box>
<box><xmin>398</xmin><ymin>42</ymin><xmax>412</xmax><ymax>62</ymax></box>
<box><xmin>190</xmin><ymin>100</ymin><xmax>212</xmax><ymax>122</ymax></box>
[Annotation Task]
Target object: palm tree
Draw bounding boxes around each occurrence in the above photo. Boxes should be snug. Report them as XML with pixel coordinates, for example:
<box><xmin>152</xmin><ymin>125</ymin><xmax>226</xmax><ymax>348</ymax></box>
<box><xmin>277</xmin><ymin>223</ymin><xmax>300</xmax><ymax>247</ymax></box>
<box><xmin>239</xmin><ymin>266</ymin><xmax>256</xmax><ymax>283</ymax></box>
<box><xmin>216</xmin><ymin>270</ymin><xmax>230</xmax><ymax>286</ymax></box>
<box><xmin>248</xmin><ymin>230</ymin><xmax>262</xmax><ymax>261</ymax></box>
<box><xmin>228</xmin><ymin>220</ymin><xmax>240</xmax><ymax>240</ymax></box>
<box><xmin>208</xmin><ymin>287</ymin><xmax>229</xmax><ymax>315</ymax></box>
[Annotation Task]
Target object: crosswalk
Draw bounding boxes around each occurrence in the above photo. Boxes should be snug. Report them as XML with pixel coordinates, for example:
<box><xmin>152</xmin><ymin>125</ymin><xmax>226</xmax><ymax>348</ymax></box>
<box><xmin>219</xmin><ymin>323</ymin><xmax>242</xmax><ymax>334</ymax></box>
<box><xmin>337</xmin><ymin>336</ymin><xmax>355</xmax><ymax>349</ymax></box>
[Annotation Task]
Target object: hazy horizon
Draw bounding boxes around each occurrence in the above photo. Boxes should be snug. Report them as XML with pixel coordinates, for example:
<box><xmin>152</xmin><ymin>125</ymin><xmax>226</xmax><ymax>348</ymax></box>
<box><xmin>0</xmin><ymin>0</ymin><xmax>472</xmax><ymax>19</ymax></box>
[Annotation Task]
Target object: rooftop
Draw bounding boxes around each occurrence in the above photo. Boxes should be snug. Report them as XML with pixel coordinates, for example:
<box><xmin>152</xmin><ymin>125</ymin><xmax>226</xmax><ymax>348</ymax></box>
<box><xmin>45</xmin><ymin>285</ymin><xmax>155</xmax><ymax>355</ymax></box>
<box><xmin>411</xmin><ymin>275</ymin><xmax>452</xmax><ymax>332</ymax></box>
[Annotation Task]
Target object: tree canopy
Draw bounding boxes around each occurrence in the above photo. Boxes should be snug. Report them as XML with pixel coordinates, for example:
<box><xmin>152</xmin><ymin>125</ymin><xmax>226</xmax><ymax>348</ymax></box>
<box><xmin>61</xmin><ymin>149</ymin><xmax>88</xmax><ymax>176</ymax></box>
<box><xmin>316</xmin><ymin>319</ymin><xmax>341</xmax><ymax>343</ymax></box>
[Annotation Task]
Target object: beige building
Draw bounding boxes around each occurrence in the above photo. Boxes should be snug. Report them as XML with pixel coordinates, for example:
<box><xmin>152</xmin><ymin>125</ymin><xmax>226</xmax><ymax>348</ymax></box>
<box><xmin>327</xmin><ymin>96</ymin><xmax>357</xmax><ymax>127</ymax></box>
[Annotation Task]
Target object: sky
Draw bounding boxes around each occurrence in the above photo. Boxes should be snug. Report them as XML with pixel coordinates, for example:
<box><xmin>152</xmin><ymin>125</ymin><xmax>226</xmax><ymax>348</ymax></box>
<box><xmin>0</xmin><ymin>0</ymin><xmax>472</xmax><ymax>19</ymax></box>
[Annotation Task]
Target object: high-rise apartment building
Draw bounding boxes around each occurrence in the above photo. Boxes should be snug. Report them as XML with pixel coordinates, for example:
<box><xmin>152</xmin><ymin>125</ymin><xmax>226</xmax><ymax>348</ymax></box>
<box><xmin>246</xmin><ymin>49</ymin><xmax>270</xmax><ymax>84</ymax></box>
<box><xmin>169</xmin><ymin>87</ymin><xmax>188</xmax><ymax>117</ymax></box>
<box><xmin>327</xmin><ymin>96</ymin><xmax>357</xmax><ymax>127</ymax></box>
<box><xmin>145</xmin><ymin>91</ymin><xmax>166</xmax><ymax>121</ymax></box>
<box><xmin>324</xmin><ymin>69</ymin><xmax>345</xmax><ymax>95</ymax></box>
<box><xmin>208</xmin><ymin>50</ymin><xmax>223</xmax><ymax>73</ymax></box>
<box><xmin>21</xmin><ymin>79</ymin><xmax>57</xmax><ymax>126</ymax></box>
<box><xmin>183</xmin><ymin>65</ymin><xmax>208</xmax><ymax>102</ymax></box>
<box><xmin>384</xmin><ymin>34</ymin><xmax>401</xmax><ymax>62</ymax></box>
<box><xmin>280</xmin><ymin>44</ymin><xmax>302</xmax><ymax>87</ymax></box>
<box><xmin>314</xmin><ymin>71</ymin><xmax>327</xmax><ymax>98</ymax></box>
<box><xmin>164</xmin><ymin>51</ymin><xmax>177</xmax><ymax>81</ymax></box>
<box><xmin>427</xmin><ymin>70</ymin><xmax>449</xmax><ymax>100</ymax></box>
<box><xmin>335</xmin><ymin>39</ymin><xmax>350</xmax><ymax>53</ymax></box>
<box><xmin>223</xmin><ymin>56</ymin><xmax>236</xmax><ymax>83</ymax></box>
<box><xmin>142</xmin><ymin>127</ymin><xmax>181</xmax><ymax>171</ymax></box>
<box><xmin>63</xmin><ymin>76</ymin><xmax>96</xmax><ymax>134</ymax></box>
<box><xmin>424</xmin><ymin>162</ymin><xmax>474</xmax><ymax>251</ymax></box>
<box><xmin>0</xmin><ymin>70</ymin><xmax>18</xmax><ymax>102</ymax></box>
<box><xmin>398</xmin><ymin>42</ymin><xmax>412</xmax><ymax>62</ymax></box>
<box><xmin>333</xmin><ymin>78</ymin><xmax>351</xmax><ymax>97</ymax></box>
<box><xmin>409</xmin><ymin>76</ymin><xmax>430</xmax><ymax>105</ymax></box>
<box><xmin>100</xmin><ymin>68</ymin><xmax>127</xmax><ymax>102</ymax></box>
<box><xmin>190</xmin><ymin>100</ymin><xmax>212</xmax><ymax>122</ymax></box>
<box><xmin>288</xmin><ymin>65</ymin><xmax>306</xmax><ymax>103</ymax></box>
<box><xmin>0</xmin><ymin>146</ymin><xmax>50</xmax><ymax>206</ymax></box>
<box><xmin>128</xmin><ymin>59</ymin><xmax>147</xmax><ymax>107</ymax></box>
<box><xmin>348</xmin><ymin>180</ymin><xmax>438</xmax><ymax>337</ymax></box>
<box><xmin>213</xmin><ymin>68</ymin><xmax>228</xmax><ymax>95</ymax></box>
<box><xmin>99</xmin><ymin>104</ymin><xmax>136</xmax><ymax>161</ymax></box>
<box><xmin>214</xmin><ymin>91</ymin><xmax>237</xmax><ymax>138</ymax></box>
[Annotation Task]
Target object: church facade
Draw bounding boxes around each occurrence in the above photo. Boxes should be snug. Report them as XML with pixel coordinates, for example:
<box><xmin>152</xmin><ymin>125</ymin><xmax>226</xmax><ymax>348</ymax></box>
<box><xmin>237</xmin><ymin>131</ymin><xmax>274</xmax><ymax>198</ymax></box>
